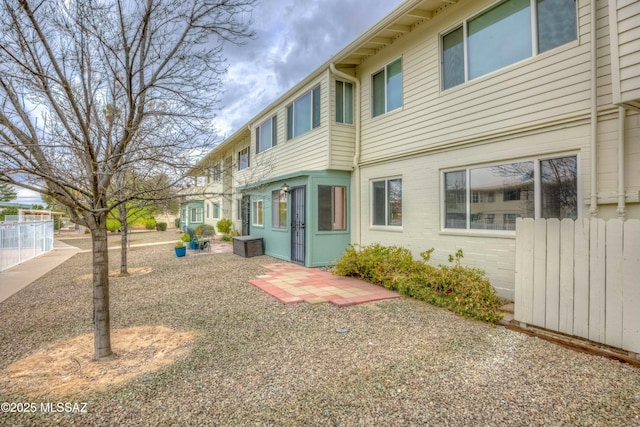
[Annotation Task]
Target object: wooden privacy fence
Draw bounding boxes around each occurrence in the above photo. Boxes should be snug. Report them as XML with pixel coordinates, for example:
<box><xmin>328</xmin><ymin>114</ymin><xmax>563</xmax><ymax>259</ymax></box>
<box><xmin>514</xmin><ymin>218</ymin><xmax>640</xmax><ymax>354</ymax></box>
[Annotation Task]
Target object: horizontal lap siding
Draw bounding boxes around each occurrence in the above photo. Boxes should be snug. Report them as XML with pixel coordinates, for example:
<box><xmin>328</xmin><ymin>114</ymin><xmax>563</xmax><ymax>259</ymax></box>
<box><xmin>251</xmin><ymin>75</ymin><xmax>331</xmax><ymax>178</ymax></box>
<box><xmin>358</xmin><ymin>1</ymin><xmax>600</xmax><ymax>164</ymax></box>
<box><xmin>331</xmin><ymin>124</ymin><xmax>356</xmax><ymax>170</ymax></box>
<box><xmin>358</xmin><ymin>123</ymin><xmax>593</xmax><ymax>300</ymax></box>
<box><xmin>617</xmin><ymin>0</ymin><xmax>640</xmax><ymax>100</ymax></box>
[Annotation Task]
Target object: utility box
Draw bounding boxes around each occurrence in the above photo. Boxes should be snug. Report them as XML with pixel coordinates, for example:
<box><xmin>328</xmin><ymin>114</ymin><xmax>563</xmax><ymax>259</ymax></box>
<box><xmin>233</xmin><ymin>236</ymin><xmax>264</xmax><ymax>258</ymax></box>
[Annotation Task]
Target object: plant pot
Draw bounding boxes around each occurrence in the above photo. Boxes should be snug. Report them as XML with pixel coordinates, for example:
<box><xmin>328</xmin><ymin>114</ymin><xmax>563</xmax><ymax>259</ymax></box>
<box><xmin>189</xmin><ymin>241</ymin><xmax>198</xmax><ymax>250</ymax></box>
<box><xmin>175</xmin><ymin>246</ymin><xmax>187</xmax><ymax>257</ymax></box>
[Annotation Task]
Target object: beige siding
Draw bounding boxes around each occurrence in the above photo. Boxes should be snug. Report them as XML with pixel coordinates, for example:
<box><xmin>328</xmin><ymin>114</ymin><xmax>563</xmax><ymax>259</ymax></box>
<box><xmin>359</xmin><ymin>123</ymin><xmax>597</xmax><ymax>300</ymax></box>
<box><xmin>331</xmin><ymin>123</ymin><xmax>356</xmax><ymax>170</ymax></box>
<box><xmin>357</xmin><ymin>0</ymin><xmax>599</xmax><ymax>165</ymax></box>
<box><xmin>609</xmin><ymin>0</ymin><xmax>640</xmax><ymax>108</ymax></box>
<box><xmin>249</xmin><ymin>74</ymin><xmax>331</xmax><ymax>179</ymax></box>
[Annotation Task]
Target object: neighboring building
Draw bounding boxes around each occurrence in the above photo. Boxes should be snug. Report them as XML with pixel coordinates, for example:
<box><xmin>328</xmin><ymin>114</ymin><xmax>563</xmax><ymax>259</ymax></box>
<box><xmin>183</xmin><ymin>0</ymin><xmax>640</xmax><ymax>300</ymax></box>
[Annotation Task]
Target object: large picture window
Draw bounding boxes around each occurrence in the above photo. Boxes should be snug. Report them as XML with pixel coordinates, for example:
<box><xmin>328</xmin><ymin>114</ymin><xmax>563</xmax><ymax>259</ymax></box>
<box><xmin>443</xmin><ymin>155</ymin><xmax>577</xmax><ymax>231</ymax></box>
<box><xmin>271</xmin><ymin>190</ymin><xmax>287</xmax><ymax>229</ymax></box>
<box><xmin>335</xmin><ymin>81</ymin><xmax>353</xmax><ymax>124</ymax></box>
<box><xmin>318</xmin><ymin>186</ymin><xmax>347</xmax><ymax>231</ymax></box>
<box><xmin>287</xmin><ymin>86</ymin><xmax>321</xmax><ymax>139</ymax></box>
<box><xmin>372</xmin><ymin>58</ymin><xmax>402</xmax><ymax>117</ymax></box>
<box><xmin>442</xmin><ymin>0</ymin><xmax>577</xmax><ymax>90</ymax></box>
<box><xmin>256</xmin><ymin>116</ymin><xmax>277</xmax><ymax>153</ymax></box>
<box><xmin>372</xmin><ymin>178</ymin><xmax>402</xmax><ymax>227</ymax></box>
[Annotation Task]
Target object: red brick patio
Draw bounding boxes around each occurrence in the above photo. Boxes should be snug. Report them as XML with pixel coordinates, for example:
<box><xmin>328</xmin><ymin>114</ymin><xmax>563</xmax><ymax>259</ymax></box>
<box><xmin>248</xmin><ymin>263</ymin><xmax>400</xmax><ymax>307</ymax></box>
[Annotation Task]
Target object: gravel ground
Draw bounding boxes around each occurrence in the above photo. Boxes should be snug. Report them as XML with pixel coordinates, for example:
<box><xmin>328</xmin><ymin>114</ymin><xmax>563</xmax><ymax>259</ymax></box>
<box><xmin>1</xmin><ymin>231</ymin><xmax>639</xmax><ymax>426</ymax></box>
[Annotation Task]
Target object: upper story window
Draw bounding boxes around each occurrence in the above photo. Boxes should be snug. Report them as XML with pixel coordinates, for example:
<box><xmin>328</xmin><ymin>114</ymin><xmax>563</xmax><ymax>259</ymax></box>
<box><xmin>238</xmin><ymin>147</ymin><xmax>250</xmax><ymax>171</ymax></box>
<box><xmin>442</xmin><ymin>0</ymin><xmax>577</xmax><ymax>90</ymax></box>
<box><xmin>335</xmin><ymin>81</ymin><xmax>353</xmax><ymax>124</ymax></box>
<box><xmin>256</xmin><ymin>116</ymin><xmax>277</xmax><ymax>154</ymax></box>
<box><xmin>212</xmin><ymin>164</ymin><xmax>221</xmax><ymax>182</ymax></box>
<box><xmin>443</xmin><ymin>155</ymin><xmax>577</xmax><ymax>231</ymax></box>
<box><xmin>372</xmin><ymin>58</ymin><xmax>403</xmax><ymax>117</ymax></box>
<box><xmin>287</xmin><ymin>85</ymin><xmax>321</xmax><ymax>139</ymax></box>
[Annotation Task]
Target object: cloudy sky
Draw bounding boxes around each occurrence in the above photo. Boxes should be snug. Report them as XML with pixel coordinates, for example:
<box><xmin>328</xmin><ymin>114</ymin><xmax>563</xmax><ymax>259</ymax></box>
<box><xmin>10</xmin><ymin>0</ymin><xmax>404</xmax><ymax>206</ymax></box>
<box><xmin>213</xmin><ymin>0</ymin><xmax>404</xmax><ymax>137</ymax></box>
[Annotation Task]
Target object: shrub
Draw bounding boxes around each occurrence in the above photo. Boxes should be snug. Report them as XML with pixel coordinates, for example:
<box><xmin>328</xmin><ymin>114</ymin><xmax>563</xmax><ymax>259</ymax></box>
<box><xmin>334</xmin><ymin>244</ymin><xmax>503</xmax><ymax>323</ymax></box>
<box><xmin>194</xmin><ymin>224</ymin><xmax>215</xmax><ymax>236</ymax></box>
<box><xmin>217</xmin><ymin>218</ymin><xmax>233</xmax><ymax>235</ymax></box>
<box><xmin>174</xmin><ymin>218</ymin><xmax>180</xmax><ymax>229</ymax></box>
<box><xmin>107</xmin><ymin>219</ymin><xmax>121</xmax><ymax>232</ymax></box>
<box><xmin>156</xmin><ymin>222</ymin><xmax>167</xmax><ymax>231</ymax></box>
<box><xmin>144</xmin><ymin>218</ymin><xmax>157</xmax><ymax>230</ymax></box>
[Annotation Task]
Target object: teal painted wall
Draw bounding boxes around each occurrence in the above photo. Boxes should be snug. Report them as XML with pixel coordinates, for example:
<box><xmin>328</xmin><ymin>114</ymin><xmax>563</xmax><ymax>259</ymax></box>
<box><xmin>241</xmin><ymin>170</ymin><xmax>351</xmax><ymax>267</ymax></box>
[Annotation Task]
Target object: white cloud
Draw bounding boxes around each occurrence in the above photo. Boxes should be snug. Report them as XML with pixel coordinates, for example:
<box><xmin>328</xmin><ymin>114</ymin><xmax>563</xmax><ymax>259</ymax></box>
<box><xmin>213</xmin><ymin>0</ymin><xmax>404</xmax><ymax>136</ymax></box>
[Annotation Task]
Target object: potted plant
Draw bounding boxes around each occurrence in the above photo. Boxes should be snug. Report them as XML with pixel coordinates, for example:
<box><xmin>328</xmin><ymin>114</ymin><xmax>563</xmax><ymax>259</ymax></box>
<box><xmin>175</xmin><ymin>240</ymin><xmax>187</xmax><ymax>257</ymax></box>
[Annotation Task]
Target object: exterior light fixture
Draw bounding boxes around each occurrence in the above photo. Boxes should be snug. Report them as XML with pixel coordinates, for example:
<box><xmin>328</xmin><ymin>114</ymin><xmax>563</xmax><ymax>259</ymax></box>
<box><xmin>281</xmin><ymin>183</ymin><xmax>291</xmax><ymax>193</ymax></box>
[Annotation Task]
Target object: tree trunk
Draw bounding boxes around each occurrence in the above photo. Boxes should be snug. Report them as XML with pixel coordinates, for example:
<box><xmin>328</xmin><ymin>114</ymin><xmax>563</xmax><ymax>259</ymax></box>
<box><xmin>119</xmin><ymin>204</ymin><xmax>129</xmax><ymax>275</ymax></box>
<box><xmin>91</xmin><ymin>221</ymin><xmax>112</xmax><ymax>360</ymax></box>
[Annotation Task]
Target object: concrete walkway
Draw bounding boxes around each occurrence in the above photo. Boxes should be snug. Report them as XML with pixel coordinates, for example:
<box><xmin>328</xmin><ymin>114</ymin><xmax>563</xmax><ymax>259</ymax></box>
<box><xmin>0</xmin><ymin>240</ymin><xmax>81</xmax><ymax>303</ymax></box>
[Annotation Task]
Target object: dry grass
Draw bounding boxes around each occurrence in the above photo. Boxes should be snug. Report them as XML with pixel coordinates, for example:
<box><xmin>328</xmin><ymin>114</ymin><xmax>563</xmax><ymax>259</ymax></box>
<box><xmin>1</xmin><ymin>326</ymin><xmax>195</xmax><ymax>398</ymax></box>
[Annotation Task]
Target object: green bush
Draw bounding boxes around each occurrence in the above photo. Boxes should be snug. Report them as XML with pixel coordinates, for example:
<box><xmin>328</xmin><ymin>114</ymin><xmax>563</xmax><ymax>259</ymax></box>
<box><xmin>144</xmin><ymin>218</ymin><xmax>157</xmax><ymax>230</ymax></box>
<box><xmin>216</xmin><ymin>218</ymin><xmax>233</xmax><ymax>235</ymax></box>
<box><xmin>334</xmin><ymin>244</ymin><xmax>503</xmax><ymax>323</ymax></box>
<box><xmin>194</xmin><ymin>224</ymin><xmax>215</xmax><ymax>236</ymax></box>
<box><xmin>107</xmin><ymin>219</ymin><xmax>121</xmax><ymax>232</ymax></box>
<box><xmin>181</xmin><ymin>234</ymin><xmax>191</xmax><ymax>243</ymax></box>
<box><xmin>156</xmin><ymin>222</ymin><xmax>167</xmax><ymax>231</ymax></box>
<box><xmin>174</xmin><ymin>218</ymin><xmax>180</xmax><ymax>229</ymax></box>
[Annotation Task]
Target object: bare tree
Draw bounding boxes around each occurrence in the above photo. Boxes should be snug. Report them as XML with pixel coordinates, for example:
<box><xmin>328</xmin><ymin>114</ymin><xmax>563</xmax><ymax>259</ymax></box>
<box><xmin>0</xmin><ymin>0</ymin><xmax>254</xmax><ymax>360</ymax></box>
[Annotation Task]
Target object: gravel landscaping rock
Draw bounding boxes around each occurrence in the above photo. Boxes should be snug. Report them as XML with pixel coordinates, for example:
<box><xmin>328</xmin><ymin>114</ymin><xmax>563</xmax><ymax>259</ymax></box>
<box><xmin>1</xmin><ymin>232</ymin><xmax>639</xmax><ymax>426</ymax></box>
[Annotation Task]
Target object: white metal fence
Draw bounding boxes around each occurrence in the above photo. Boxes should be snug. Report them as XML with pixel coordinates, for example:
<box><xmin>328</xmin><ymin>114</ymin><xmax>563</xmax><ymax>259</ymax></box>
<box><xmin>0</xmin><ymin>221</ymin><xmax>55</xmax><ymax>272</ymax></box>
<box><xmin>515</xmin><ymin>218</ymin><xmax>640</xmax><ymax>354</ymax></box>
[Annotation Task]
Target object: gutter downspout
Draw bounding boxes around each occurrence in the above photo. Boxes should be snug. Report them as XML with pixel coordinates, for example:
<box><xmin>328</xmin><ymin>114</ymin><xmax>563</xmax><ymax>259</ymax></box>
<box><xmin>616</xmin><ymin>106</ymin><xmax>626</xmax><ymax>219</ymax></box>
<box><xmin>330</xmin><ymin>63</ymin><xmax>361</xmax><ymax>245</ymax></box>
<box><xmin>589</xmin><ymin>0</ymin><xmax>599</xmax><ymax>217</ymax></box>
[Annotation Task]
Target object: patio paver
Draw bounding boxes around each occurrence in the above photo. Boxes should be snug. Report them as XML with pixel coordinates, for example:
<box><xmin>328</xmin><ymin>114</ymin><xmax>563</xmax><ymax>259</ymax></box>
<box><xmin>248</xmin><ymin>263</ymin><xmax>400</xmax><ymax>306</ymax></box>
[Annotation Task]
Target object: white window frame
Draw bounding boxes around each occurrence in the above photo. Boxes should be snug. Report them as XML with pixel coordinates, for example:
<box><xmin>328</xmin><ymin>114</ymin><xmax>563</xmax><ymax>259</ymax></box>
<box><xmin>190</xmin><ymin>207</ymin><xmax>203</xmax><ymax>223</ymax></box>
<box><xmin>256</xmin><ymin>115</ymin><xmax>277</xmax><ymax>154</ymax></box>
<box><xmin>252</xmin><ymin>199</ymin><xmax>264</xmax><ymax>227</ymax></box>
<box><xmin>440</xmin><ymin>0</ymin><xmax>578</xmax><ymax>91</ymax></box>
<box><xmin>370</xmin><ymin>177</ymin><xmax>403</xmax><ymax>229</ymax></box>
<box><xmin>271</xmin><ymin>190</ymin><xmax>287</xmax><ymax>229</ymax></box>
<box><xmin>371</xmin><ymin>57</ymin><xmax>403</xmax><ymax>118</ymax></box>
<box><xmin>441</xmin><ymin>153</ymin><xmax>580</xmax><ymax>234</ymax></box>
<box><xmin>335</xmin><ymin>80</ymin><xmax>354</xmax><ymax>124</ymax></box>
<box><xmin>287</xmin><ymin>85</ymin><xmax>321</xmax><ymax>140</ymax></box>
